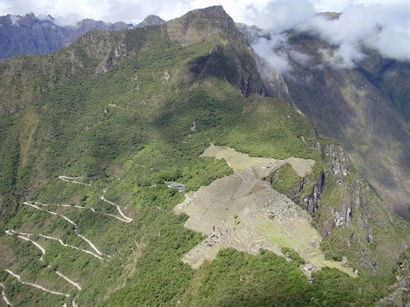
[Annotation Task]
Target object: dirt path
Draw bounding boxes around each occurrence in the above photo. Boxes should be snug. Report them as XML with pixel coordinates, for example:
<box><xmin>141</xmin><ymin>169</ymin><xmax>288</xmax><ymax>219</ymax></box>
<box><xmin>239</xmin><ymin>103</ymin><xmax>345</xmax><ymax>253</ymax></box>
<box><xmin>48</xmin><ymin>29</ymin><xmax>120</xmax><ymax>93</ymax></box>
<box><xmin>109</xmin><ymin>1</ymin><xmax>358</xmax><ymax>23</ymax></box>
<box><xmin>0</xmin><ymin>282</ymin><xmax>12</xmax><ymax>306</ymax></box>
<box><xmin>5</xmin><ymin>230</ymin><xmax>46</xmax><ymax>261</ymax></box>
<box><xmin>6</xmin><ymin>229</ymin><xmax>103</xmax><ymax>261</ymax></box>
<box><xmin>55</xmin><ymin>271</ymin><xmax>82</xmax><ymax>291</ymax></box>
<box><xmin>76</xmin><ymin>234</ymin><xmax>102</xmax><ymax>256</ymax></box>
<box><xmin>58</xmin><ymin>176</ymin><xmax>91</xmax><ymax>186</ymax></box>
<box><xmin>100</xmin><ymin>196</ymin><xmax>132</xmax><ymax>223</ymax></box>
<box><xmin>38</xmin><ymin>233</ymin><xmax>104</xmax><ymax>261</ymax></box>
<box><xmin>107</xmin><ymin>103</ymin><xmax>137</xmax><ymax>113</ymax></box>
<box><xmin>4</xmin><ymin>269</ymin><xmax>70</xmax><ymax>297</ymax></box>
<box><xmin>41</xmin><ymin>203</ymin><xmax>132</xmax><ymax>223</ymax></box>
<box><xmin>24</xmin><ymin>202</ymin><xmax>76</xmax><ymax>226</ymax></box>
<box><xmin>55</xmin><ymin>178</ymin><xmax>132</xmax><ymax>223</ymax></box>
<box><xmin>5</xmin><ymin>229</ymin><xmax>83</xmax><ymax>292</ymax></box>
<box><xmin>23</xmin><ymin>202</ymin><xmax>104</xmax><ymax>257</ymax></box>
<box><xmin>62</xmin><ymin>204</ymin><xmax>95</xmax><ymax>213</ymax></box>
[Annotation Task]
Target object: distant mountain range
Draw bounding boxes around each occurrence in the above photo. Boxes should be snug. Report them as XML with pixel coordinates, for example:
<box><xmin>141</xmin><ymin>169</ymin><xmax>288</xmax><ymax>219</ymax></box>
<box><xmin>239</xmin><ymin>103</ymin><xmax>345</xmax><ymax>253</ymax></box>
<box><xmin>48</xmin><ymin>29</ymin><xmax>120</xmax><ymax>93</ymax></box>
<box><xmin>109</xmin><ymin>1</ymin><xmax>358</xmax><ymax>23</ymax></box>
<box><xmin>0</xmin><ymin>13</ymin><xmax>165</xmax><ymax>59</ymax></box>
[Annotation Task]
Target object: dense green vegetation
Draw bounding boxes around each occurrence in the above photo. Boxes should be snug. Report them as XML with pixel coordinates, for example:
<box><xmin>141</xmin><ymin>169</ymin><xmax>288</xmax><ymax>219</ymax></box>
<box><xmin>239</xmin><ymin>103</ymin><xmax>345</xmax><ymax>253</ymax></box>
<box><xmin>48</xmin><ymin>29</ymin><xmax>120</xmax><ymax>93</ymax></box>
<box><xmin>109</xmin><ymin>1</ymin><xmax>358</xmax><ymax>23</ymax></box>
<box><xmin>272</xmin><ymin>163</ymin><xmax>302</xmax><ymax>195</ymax></box>
<box><xmin>180</xmin><ymin>249</ymin><xmax>387</xmax><ymax>306</ymax></box>
<box><xmin>0</xmin><ymin>8</ymin><xmax>408</xmax><ymax>306</ymax></box>
<box><xmin>218</xmin><ymin>95</ymin><xmax>319</xmax><ymax>160</ymax></box>
<box><xmin>281</xmin><ymin>247</ymin><xmax>305</xmax><ymax>265</ymax></box>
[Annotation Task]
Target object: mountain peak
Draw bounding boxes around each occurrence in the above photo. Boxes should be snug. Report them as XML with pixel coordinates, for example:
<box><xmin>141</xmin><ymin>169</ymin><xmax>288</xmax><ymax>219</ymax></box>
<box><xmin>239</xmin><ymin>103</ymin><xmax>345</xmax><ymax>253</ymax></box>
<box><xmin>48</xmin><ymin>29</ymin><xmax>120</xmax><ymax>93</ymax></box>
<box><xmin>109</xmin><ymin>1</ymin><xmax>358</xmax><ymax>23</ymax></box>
<box><xmin>137</xmin><ymin>15</ymin><xmax>165</xmax><ymax>27</ymax></box>
<box><xmin>184</xmin><ymin>5</ymin><xmax>236</xmax><ymax>30</ymax></box>
<box><xmin>166</xmin><ymin>5</ymin><xmax>240</xmax><ymax>45</ymax></box>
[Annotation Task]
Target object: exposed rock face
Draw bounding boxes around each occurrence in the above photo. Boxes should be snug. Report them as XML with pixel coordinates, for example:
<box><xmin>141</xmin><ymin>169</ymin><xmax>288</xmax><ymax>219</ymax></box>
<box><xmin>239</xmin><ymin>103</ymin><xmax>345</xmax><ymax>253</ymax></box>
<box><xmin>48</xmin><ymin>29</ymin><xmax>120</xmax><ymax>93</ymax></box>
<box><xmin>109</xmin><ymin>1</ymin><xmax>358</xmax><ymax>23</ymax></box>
<box><xmin>331</xmin><ymin>205</ymin><xmax>352</xmax><ymax>227</ymax></box>
<box><xmin>0</xmin><ymin>13</ymin><xmax>133</xmax><ymax>60</ymax></box>
<box><xmin>301</xmin><ymin>263</ymin><xmax>316</xmax><ymax>283</ymax></box>
<box><xmin>377</xmin><ymin>250</ymin><xmax>410</xmax><ymax>307</ymax></box>
<box><xmin>303</xmin><ymin>171</ymin><xmax>325</xmax><ymax>215</ymax></box>
<box><xmin>324</xmin><ymin>144</ymin><xmax>349</xmax><ymax>185</ymax></box>
<box><xmin>254</xmin><ymin>55</ymin><xmax>293</xmax><ymax>104</ymax></box>
<box><xmin>237</xmin><ymin>24</ymin><xmax>293</xmax><ymax>104</ymax></box>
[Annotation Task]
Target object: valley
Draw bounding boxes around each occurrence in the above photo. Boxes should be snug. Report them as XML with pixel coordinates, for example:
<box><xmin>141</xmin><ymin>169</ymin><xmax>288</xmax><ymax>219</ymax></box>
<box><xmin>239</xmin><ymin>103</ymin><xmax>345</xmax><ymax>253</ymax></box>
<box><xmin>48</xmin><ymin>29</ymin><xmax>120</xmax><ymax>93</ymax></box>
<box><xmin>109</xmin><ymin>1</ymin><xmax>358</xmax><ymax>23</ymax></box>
<box><xmin>0</xmin><ymin>5</ymin><xmax>408</xmax><ymax>306</ymax></box>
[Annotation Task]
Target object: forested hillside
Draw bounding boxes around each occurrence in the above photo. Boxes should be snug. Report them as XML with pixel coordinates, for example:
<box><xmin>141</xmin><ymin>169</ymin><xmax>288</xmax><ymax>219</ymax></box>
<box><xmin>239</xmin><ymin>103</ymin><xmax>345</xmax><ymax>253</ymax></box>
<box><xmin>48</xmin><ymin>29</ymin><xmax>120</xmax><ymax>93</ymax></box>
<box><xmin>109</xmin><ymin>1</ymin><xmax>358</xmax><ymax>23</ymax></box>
<box><xmin>0</xmin><ymin>6</ymin><xmax>408</xmax><ymax>306</ymax></box>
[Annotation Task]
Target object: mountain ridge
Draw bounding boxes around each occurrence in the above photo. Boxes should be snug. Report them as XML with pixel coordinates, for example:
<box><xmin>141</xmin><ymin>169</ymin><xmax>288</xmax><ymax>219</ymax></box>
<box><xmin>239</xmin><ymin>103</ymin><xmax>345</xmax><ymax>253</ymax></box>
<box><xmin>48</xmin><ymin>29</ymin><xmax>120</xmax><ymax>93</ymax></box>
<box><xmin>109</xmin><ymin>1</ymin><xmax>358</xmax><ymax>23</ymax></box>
<box><xmin>0</xmin><ymin>5</ymin><xmax>408</xmax><ymax>306</ymax></box>
<box><xmin>0</xmin><ymin>13</ymin><xmax>165</xmax><ymax>59</ymax></box>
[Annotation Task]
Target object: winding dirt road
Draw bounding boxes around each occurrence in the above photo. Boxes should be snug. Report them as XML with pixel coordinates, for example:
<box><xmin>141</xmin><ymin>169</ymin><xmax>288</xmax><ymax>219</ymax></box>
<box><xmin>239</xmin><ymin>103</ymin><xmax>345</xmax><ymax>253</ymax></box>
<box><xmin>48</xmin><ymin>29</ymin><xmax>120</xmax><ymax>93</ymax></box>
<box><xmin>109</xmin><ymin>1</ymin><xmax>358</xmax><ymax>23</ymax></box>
<box><xmin>22</xmin><ymin>202</ymin><xmax>104</xmax><ymax>258</ymax></box>
<box><xmin>6</xmin><ymin>229</ymin><xmax>103</xmax><ymax>261</ymax></box>
<box><xmin>57</xmin><ymin>176</ymin><xmax>132</xmax><ymax>223</ymax></box>
<box><xmin>5</xmin><ymin>230</ymin><xmax>46</xmax><ymax>261</ymax></box>
<box><xmin>58</xmin><ymin>176</ymin><xmax>91</xmax><ymax>186</ymax></box>
<box><xmin>100</xmin><ymin>196</ymin><xmax>132</xmax><ymax>223</ymax></box>
<box><xmin>40</xmin><ymin>203</ymin><xmax>131</xmax><ymax>223</ymax></box>
<box><xmin>55</xmin><ymin>271</ymin><xmax>82</xmax><ymax>291</ymax></box>
<box><xmin>4</xmin><ymin>269</ymin><xmax>70</xmax><ymax>297</ymax></box>
<box><xmin>0</xmin><ymin>282</ymin><xmax>12</xmax><ymax>306</ymax></box>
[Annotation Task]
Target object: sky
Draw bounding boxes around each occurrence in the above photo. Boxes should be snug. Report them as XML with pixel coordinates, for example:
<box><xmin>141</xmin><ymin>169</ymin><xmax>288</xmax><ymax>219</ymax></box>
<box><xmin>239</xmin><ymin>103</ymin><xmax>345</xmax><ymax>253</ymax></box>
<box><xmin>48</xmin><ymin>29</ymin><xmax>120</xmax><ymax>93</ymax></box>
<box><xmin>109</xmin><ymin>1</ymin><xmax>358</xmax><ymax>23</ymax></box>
<box><xmin>1</xmin><ymin>0</ymin><xmax>405</xmax><ymax>25</ymax></box>
<box><xmin>1</xmin><ymin>0</ymin><xmax>409</xmax><ymax>67</ymax></box>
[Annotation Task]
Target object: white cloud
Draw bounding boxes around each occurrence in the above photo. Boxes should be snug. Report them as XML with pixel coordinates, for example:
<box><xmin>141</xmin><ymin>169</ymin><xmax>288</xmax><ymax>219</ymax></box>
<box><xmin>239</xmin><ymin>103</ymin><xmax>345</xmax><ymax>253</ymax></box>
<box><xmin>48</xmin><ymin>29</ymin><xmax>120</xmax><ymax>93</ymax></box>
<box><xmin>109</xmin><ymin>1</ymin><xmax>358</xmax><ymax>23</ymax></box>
<box><xmin>302</xmin><ymin>2</ymin><xmax>410</xmax><ymax>64</ymax></box>
<box><xmin>249</xmin><ymin>0</ymin><xmax>410</xmax><ymax>71</ymax></box>
<box><xmin>9</xmin><ymin>15</ymin><xmax>21</xmax><ymax>24</ymax></box>
<box><xmin>289</xmin><ymin>49</ymin><xmax>311</xmax><ymax>66</ymax></box>
<box><xmin>245</xmin><ymin>0</ymin><xmax>316</xmax><ymax>33</ymax></box>
<box><xmin>253</xmin><ymin>34</ymin><xmax>292</xmax><ymax>73</ymax></box>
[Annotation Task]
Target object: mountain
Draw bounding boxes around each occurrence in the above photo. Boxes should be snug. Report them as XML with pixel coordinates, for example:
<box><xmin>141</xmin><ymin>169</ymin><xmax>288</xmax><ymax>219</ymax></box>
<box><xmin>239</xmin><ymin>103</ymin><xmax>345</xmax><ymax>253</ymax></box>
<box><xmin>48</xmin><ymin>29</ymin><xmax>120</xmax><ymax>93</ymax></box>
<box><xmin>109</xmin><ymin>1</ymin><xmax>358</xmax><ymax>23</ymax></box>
<box><xmin>239</xmin><ymin>23</ymin><xmax>410</xmax><ymax>222</ymax></box>
<box><xmin>0</xmin><ymin>6</ymin><xmax>408</xmax><ymax>306</ymax></box>
<box><xmin>136</xmin><ymin>15</ymin><xmax>166</xmax><ymax>27</ymax></box>
<box><xmin>0</xmin><ymin>13</ymin><xmax>133</xmax><ymax>59</ymax></box>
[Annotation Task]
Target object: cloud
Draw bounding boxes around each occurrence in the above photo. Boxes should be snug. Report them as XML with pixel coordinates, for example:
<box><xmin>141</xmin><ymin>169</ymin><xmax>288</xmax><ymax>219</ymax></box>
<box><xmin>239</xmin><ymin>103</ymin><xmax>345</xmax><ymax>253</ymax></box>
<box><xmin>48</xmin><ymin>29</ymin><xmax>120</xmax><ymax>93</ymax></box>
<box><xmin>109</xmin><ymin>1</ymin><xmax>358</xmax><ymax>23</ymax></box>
<box><xmin>9</xmin><ymin>15</ymin><xmax>21</xmax><ymax>24</ymax></box>
<box><xmin>299</xmin><ymin>2</ymin><xmax>410</xmax><ymax>65</ymax></box>
<box><xmin>245</xmin><ymin>0</ymin><xmax>316</xmax><ymax>33</ymax></box>
<box><xmin>252</xmin><ymin>33</ymin><xmax>312</xmax><ymax>73</ymax></box>
<box><xmin>249</xmin><ymin>0</ymin><xmax>410</xmax><ymax>71</ymax></box>
<box><xmin>253</xmin><ymin>34</ymin><xmax>292</xmax><ymax>73</ymax></box>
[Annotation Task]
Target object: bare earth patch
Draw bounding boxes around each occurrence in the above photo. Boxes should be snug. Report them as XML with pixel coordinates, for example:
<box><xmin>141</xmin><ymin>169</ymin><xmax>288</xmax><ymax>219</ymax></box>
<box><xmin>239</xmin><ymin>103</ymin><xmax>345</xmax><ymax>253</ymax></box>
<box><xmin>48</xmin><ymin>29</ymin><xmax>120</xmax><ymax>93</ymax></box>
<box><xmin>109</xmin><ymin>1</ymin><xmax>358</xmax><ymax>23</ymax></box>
<box><xmin>174</xmin><ymin>144</ymin><xmax>356</xmax><ymax>277</ymax></box>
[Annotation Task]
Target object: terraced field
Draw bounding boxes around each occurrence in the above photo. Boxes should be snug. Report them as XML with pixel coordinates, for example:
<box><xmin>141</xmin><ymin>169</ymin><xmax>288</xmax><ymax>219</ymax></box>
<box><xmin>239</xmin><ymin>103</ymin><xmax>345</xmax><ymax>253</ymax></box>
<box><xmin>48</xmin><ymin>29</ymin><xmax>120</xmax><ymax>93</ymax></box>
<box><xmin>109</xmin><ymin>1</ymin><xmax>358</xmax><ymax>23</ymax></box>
<box><xmin>175</xmin><ymin>144</ymin><xmax>356</xmax><ymax>277</ymax></box>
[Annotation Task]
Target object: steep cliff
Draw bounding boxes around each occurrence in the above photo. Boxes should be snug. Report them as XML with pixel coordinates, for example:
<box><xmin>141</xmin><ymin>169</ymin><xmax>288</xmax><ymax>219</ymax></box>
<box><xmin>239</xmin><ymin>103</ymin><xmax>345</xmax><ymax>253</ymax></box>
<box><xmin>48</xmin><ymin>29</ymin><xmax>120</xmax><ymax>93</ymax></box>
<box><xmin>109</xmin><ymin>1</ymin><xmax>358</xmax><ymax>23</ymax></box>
<box><xmin>239</xmin><ymin>24</ymin><xmax>410</xmax><ymax>222</ymax></box>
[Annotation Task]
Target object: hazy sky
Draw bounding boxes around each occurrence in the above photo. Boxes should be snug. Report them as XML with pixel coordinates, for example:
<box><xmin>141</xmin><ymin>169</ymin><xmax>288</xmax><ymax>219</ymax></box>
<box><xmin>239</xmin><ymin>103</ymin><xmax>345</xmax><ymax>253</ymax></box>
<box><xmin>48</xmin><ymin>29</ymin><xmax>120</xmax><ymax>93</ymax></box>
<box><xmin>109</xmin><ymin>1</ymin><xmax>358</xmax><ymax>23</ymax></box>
<box><xmin>1</xmin><ymin>0</ymin><xmax>409</xmax><ymax>65</ymax></box>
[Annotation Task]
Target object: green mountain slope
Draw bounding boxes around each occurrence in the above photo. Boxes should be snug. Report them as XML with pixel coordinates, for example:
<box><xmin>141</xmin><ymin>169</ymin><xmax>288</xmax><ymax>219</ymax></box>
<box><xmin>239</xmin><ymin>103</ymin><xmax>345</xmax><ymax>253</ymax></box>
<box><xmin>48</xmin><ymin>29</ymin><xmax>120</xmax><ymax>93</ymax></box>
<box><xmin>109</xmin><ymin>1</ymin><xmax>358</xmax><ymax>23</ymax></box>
<box><xmin>0</xmin><ymin>6</ymin><xmax>408</xmax><ymax>306</ymax></box>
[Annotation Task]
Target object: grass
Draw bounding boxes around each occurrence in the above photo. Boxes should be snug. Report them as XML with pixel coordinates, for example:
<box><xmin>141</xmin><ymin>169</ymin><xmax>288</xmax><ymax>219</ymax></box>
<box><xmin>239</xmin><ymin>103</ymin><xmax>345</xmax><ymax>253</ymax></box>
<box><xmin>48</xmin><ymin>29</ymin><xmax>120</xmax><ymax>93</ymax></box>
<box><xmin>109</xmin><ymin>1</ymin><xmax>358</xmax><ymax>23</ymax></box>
<box><xmin>272</xmin><ymin>163</ymin><xmax>302</xmax><ymax>195</ymax></box>
<box><xmin>281</xmin><ymin>247</ymin><xmax>305</xmax><ymax>265</ymax></box>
